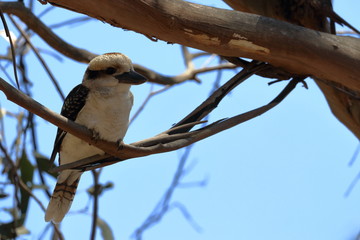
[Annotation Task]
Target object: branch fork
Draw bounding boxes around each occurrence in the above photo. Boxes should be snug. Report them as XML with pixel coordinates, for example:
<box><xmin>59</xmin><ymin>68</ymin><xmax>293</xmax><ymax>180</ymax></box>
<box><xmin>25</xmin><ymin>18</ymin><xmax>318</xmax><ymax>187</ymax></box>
<box><xmin>0</xmin><ymin>61</ymin><xmax>303</xmax><ymax>173</ymax></box>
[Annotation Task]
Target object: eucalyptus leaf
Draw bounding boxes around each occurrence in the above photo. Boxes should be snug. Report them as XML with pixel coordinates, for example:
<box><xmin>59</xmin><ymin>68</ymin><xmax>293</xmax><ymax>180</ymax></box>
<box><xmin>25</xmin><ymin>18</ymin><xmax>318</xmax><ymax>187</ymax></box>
<box><xmin>0</xmin><ymin>217</ymin><xmax>26</xmax><ymax>239</ymax></box>
<box><xmin>0</xmin><ymin>192</ymin><xmax>9</xmax><ymax>199</ymax></box>
<box><xmin>87</xmin><ymin>181</ymin><xmax>114</xmax><ymax>196</ymax></box>
<box><xmin>97</xmin><ymin>217</ymin><xmax>114</xmax><ymax>240</ymax></box>
<box><xmin>34</xmin><ymin>152</ymin><xmax>57</xmax><ymax>179</ymax></box>
<box><xmin>19</xmin><ymin>151</ymin><xmax>34</xmax><ymax>224</ymax></box>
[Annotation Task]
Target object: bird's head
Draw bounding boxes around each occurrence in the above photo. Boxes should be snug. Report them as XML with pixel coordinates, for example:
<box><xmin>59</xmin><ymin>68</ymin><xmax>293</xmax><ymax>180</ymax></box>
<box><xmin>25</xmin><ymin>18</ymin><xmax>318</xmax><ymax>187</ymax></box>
<box><xmin>82</xmin><ymin>53</ymin><xmax>147</xmax><ymax>89</ymax></box>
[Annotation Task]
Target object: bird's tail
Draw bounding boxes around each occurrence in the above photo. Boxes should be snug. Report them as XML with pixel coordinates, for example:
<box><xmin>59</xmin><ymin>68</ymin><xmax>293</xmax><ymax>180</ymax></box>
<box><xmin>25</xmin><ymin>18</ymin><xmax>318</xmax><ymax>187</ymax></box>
<box><xmin>45</xmin><ymin>171</ymin><xmax>82</xmax><ymax>223</ymax></box>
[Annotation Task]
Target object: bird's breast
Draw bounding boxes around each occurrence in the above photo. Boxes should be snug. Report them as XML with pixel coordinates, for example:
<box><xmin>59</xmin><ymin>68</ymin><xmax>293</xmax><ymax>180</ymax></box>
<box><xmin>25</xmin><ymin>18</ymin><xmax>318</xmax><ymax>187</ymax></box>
<box><xmin>75</xmin><ymin>89</ymin><xmax>133</xmax><ymax>142</ymax></box>
<box><xmin>59</xmin><ymin>88</ymin><xmax>133</xmax><ymax>165</ymax></box>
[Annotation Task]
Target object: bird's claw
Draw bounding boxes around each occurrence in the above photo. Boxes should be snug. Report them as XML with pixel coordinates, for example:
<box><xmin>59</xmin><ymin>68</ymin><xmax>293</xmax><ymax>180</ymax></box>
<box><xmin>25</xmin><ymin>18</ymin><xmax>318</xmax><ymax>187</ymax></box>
<box><xmin>116</xmin><ymin>139</ymin><xmax>124</xmax><ymax>151</ymax></box>
<box><xmin>90</xmin><ymin>129</ymin><xmax>101</xmax><ymax>143</ymax></box>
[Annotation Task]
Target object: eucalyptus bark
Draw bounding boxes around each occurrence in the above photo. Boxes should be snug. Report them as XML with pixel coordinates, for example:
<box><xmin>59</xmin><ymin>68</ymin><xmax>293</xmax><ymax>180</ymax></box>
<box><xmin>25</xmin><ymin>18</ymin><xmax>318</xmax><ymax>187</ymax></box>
<box><xmin>2</xmin><ymin>0</ymin><xmax>360</xmax><ymax>137</ymax></box>
<box><xmin>43</xmin><ymin>0</ymin><xmax>360</xmax><ymax>91</ymax></box>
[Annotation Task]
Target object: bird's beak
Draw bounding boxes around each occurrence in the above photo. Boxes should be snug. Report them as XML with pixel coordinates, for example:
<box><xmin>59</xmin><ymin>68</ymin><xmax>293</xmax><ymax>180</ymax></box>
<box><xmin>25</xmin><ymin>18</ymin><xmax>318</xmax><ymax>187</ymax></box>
<box><xmin>114</xmin><ymin>70</ymin><xmax>147</xmax><ymax>85</ymax></box>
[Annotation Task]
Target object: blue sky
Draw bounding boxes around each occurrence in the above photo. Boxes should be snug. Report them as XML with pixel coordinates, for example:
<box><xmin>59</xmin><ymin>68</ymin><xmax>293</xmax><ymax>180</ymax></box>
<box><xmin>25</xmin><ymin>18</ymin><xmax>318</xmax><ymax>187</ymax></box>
<box><xmin>1</xmin><ymin>0</ymin><xmax>360</xmax><ymax>239</ymax></box>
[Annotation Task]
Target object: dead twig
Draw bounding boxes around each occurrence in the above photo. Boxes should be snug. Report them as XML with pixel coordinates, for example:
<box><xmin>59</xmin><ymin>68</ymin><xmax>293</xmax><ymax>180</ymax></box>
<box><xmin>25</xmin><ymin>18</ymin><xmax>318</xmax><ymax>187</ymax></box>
<box><xmin>0</xmin><ymin>10</ymin><xmax>20</xmax><ymax>88</ymax></box>
<box><xmin>133</xmin><ymin>146</ymin><xmax>202</xmax><ymax>240</ymax></box>
<box><xmin>133</xmin><ymin>62</ymin><xmax>236</xmax><ymax>85</ymax></box>
<box><xmin>8</xmin><ymin>15</ymin><xmax>65</xmax><ymax>100</ymax></box>
<box><xmin>0</xmin><ymin>141</ymin><xmax>64</xmax><ymax>240</ymax></box>
<box><xmin>0</xmin><ymin>2</ymin><xmax>96</xmax><ymax>63</ymax></box>
<box><xmin>48</xmin><ymin>16</ymin><xmax>93</xmax><ymax>29</ymax></box>
<box><xmin>130</xmin><ymin>85</ymin><xmax>171</xmax><ymax>125</ymax></box>
<box><xmin>170</xmin><ymin>61</ymin><xmax>268</xmax><ymax>133</ymax></box>
<box><xmin>90</xmin><ymin>169</ymin><xmax>100</xmax><ymax>240</ymax></box>
<box><xmin>1</xmin><ymin>2</ymin><xmax>237</xmax><ymax>86</ymax></box>
<box><xmin>0</xmin><ymin>59</ymin><xmax>302</xmax><ymax>172</ymax></box>
<box><xmin>62</xmin><ymin>76</ymin><xmax>302</xmax><ymax>171</ymax></box>
<box><xmin>59</xmin><ymin>66</ymin><xmax>301</xmax><ymax>171</ymax></box>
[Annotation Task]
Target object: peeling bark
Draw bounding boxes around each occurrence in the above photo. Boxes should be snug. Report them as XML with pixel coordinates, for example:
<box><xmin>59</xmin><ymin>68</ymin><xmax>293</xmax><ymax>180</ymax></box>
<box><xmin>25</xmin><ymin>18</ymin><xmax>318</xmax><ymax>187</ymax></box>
<box><xmin>43</xmin><ymin>0</ymin><xmax>360</xmax><ymax>92</ymax></box>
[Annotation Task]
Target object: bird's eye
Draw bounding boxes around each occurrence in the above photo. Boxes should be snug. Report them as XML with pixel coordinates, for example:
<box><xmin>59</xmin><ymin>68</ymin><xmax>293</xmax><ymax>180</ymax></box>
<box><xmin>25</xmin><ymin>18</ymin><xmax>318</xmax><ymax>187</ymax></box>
<box><xmin>105</xmin><ymin>67</ymin><xmax>116</xmax><ymax>75</ymax></box>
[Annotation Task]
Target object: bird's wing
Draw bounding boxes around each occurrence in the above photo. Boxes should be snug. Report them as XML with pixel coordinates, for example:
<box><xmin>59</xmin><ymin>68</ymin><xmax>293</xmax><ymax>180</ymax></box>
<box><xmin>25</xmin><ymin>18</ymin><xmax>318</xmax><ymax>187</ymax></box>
<box><xmin>50</xmin><ymin>84</ymin><xmax>90</xmax><ymax>165</ymax></box>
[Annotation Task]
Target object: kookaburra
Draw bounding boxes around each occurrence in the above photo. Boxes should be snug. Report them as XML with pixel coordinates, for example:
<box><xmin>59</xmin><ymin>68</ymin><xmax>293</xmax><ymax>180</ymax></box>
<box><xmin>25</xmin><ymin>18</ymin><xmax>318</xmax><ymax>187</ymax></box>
<box><xmin>45</xmin><ymin>53</ymin><xmax>146</xmax><ymax>223</ymax></box>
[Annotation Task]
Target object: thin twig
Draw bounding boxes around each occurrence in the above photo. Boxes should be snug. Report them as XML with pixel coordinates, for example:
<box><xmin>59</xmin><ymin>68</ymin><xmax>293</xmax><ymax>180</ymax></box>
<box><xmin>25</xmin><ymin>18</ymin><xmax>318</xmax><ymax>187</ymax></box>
<box><xmin>9</xmin><ymin>15</ymin><xmax>65</xmax><ymax>100</ymax></box>
<box><xmin>90</xmin><ymin>170</ymin><xmax>100</xmax><ymax>240</ymax></box>
<box><xmin>1</xmin><ymin>2</ymin><xmax>237</xmax><ymax>86</ymax></box>
<box><xmin>48</xmin><ymin>16</ymin><xmax>92</xmax><ymax>29</ymax></box>
<box><xmin>0</xmin><ymin>10</ymin><xmax>20</xmax><ymax>88</ymax></box>
<box><xmin>348</xmin><ymin>143</ymin><xmax>360</xmax><ymax>167</ymax></box>
<box><xmin>0</xmin><ymin>141</ymin><xmax>64</xmax><ymax>239</ymax></box>
<box><xmin>223</xmin><ymin>56</ymin><xmax>293</xmax><ymax>80</ymax></box>
<box><xmin>0</xmin><ymin>2</ymin><xmax>96</xmax><ymax>63</ymax></box>
<box><xmin>134</xmin><ymin>62</ymin><xmax>236</xmax><ymax>85</ymax></box>
<box><xmin>337</xmin><ymin>30</ymin><xmax>360</xmax><ymax>35</ymax></box>
<box><xmin>130</xmin><ymin>85</ymin><xmax>171</xmax><ymax>125</ymax></box>
<box><xmin>133</xmin><ymin>146</ymin><xmax>199</xmax><ymax>239</ymax></box>
<box><xmin>170</xmin><ymin>61</ymin><xmax>268</xmax><ymax>133</ymax></box>
<box><xmin>0</xmin><ymin>63</ymin><xmax>17</xmax><ymax>89</ymax></box>
<box><xmin>344</xmin><ymin>143</ymin><xmax>360</xmax><ymax>197</ymax></box>
<box><xmin>181</xmin><ymin>46</ymin><xmax>194</xmax><ymax>70</ymax></box>
<box><xmin>133</xmin><ymin>70</ymin><xmax>224</xmax><ymax>238</ymax></box>
<box><xmin>37</xmin><ymin>5</ymin><xmax>55</xmax><ymax>18</ymax></box>
<box><xmin>169</xmin><ymin>202</ymin><xmax>202</xmax><ymax>232</ymax></box>
<box><xmin>0</xmin><ymin>61</ymin><xmax>301</xmax><ymax>172</ymax></box>
<box><xmin>0</xmin><ymin>140</ymin><xmax>20</xmax><ymax>205</ymax></box>
<box><xmin>344</xmin><ymin>169</ymin><xmax>360</xmax><ymax>198</ymax></box>
<box><xmin>64</xmin><ymin>76</ymin><xmax>303</xmax><ymax>171</ymax></box>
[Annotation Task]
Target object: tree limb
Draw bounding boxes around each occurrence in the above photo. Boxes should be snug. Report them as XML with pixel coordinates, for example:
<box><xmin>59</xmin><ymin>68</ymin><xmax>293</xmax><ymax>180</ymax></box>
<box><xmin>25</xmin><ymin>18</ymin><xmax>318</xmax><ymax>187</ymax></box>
<box><xmin>0</xmin><ymin>61</ymin><xmax>300</xmax><ymax>172</ymax></box>
<box><xmin>54</xmin><ymin>75</ymin><xmax>301</xmax><ymax>172</ymax></box>
<box><xmin>2</xmin><ymin>1</ymin><xmax>360</xmax><ymax>137</ymax></box>
<box><xmin>0</xmin><ymin>2</ymin><xmax>236</xmax><ymax>86</ymax></box>
<box><xmin>0</xmin><ymin>2</ymin><xmax>96</xmax><ymax>63</ymax></box>
<box><xmin>42</xmin><ymin>0</ymin><xmax>360</xmax><ymax>93</ymax></box>
<box><xmin>220</xmin><ymin>0</ymin><xmax>360</xmax><ymax>138</ymax></box>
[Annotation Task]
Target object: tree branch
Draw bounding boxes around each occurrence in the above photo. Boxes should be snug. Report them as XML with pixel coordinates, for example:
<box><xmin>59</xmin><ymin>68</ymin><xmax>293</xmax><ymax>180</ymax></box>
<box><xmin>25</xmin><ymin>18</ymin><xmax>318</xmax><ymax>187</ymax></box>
<box><xmin>54</xmin><ymin>75</ymin><xmax>299</xmax><ymax>172</ymax></box>
<box><xmin>8</xmin><ymin>15</ymin><xmax>65</xmax><ymax>100</ymax></box>
<box><xmin>42</xmin><ymin>0</ymin><xmax>360</xmax><ymax>93</ymax></box>
<box><xmin>0</xmin><ymin>2</ymin><xmax>236</xmax><ymax>86</ymax></box>
<box><xmin>0</xmin><ymin>2</ymin><xmax>96</xmax><ymax>63</ymax></box>
<box><xmin>2</xmin><ymin>1</ymin><xmax>360</xmax><ymax>137</ymax></box>
<box><xmin>90</xmin><ymin>170</ymin><xmax>100</xmax><ymax>240</ymax></box>
<box><xmin>0</xmin><ymin>61</ymin><xmax>297</xmax><ymax>173</ymax></box>
<box><xmin>218</xmin><ymin>1</ymin><xmax>360</xmax><ymax>139</ymax></box>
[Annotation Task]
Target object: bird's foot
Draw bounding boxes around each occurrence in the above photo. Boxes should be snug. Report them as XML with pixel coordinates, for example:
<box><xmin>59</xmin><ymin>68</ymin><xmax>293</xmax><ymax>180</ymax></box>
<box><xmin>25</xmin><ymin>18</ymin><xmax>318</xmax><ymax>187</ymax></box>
<box><xmin>90</xmin><ymin>129</ymin><xmax>101</xmax><ymax>144</ymax></box>
<box><xmin>116</xmin><ymin>139</ymin><xmax>124</xmax><ymax>151</ymax></box>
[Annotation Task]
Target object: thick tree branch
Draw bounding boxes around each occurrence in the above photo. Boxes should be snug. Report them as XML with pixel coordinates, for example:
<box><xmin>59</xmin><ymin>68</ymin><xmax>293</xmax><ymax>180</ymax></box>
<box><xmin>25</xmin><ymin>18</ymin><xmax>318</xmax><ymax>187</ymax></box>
<box><xmin>54</xmin><ymin>76</ymin><xmax>301</xmax><ymax>172</ymax></box>
<box><xmin>2</xmin><ymin>1</ymin><xmax>360</xmax><ymax>137</ymax></box>
<box><xmin>0</xmin><ymin>61</ymin><xmax>300</xmax><ymax>172</ymax></box>
<box><xmin>42</xmin><ymin>0</ymin><xmax>360</xmax><ymax>93</ymax></box>
<box><xmin>219</xmin><ymin>0</ymin><xmax>360</xmax><ymax>138</ymax></box>
<box><xmin>0</xmin><ymin>2</ymin><xmax>236</xmax><ymax>86</ymax></box>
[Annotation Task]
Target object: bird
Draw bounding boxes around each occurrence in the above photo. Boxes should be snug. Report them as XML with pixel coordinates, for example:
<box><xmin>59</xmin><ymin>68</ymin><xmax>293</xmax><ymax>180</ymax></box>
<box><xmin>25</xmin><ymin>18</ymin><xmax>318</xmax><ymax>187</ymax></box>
<box><xmin>45</xmin><ymin>52</ymin><xmax>147</xmax><ymax>223</ymax></box>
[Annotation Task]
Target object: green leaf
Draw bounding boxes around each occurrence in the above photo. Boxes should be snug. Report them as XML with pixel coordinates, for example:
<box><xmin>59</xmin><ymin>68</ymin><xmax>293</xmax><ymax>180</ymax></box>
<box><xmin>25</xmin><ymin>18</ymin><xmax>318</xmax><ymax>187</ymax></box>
<box><xmin>15</xmin><ymin>225</ymin><xmax>30</xmax><ymax>236</ymax></box>
<box><xmin>19</xmin><ymin>150</ymin><xmax>34</xmax><ymax>224</ymax></box>
<box><xmin>0</xmin><ymin>217</ymin><xmax>28</xmax><ymax>239</ymax></box>
<box><xmin>97</xmin><ymin>217</ymin><xmax>114</xmax><ymax>240</ymax></box>
<box><xmin>0</xmin><ymin>221</ymin><xmax>17</xmax><ymax>239</ymax></box>
<box><xmin>0</xmin><ymin>192</ymin><xmax>9</xmax><ymax>199</ymax></box>
<box><xmin>87</xmin><ymin>181</ymin><xmax>114</xmax><ymax>196</ymax></box>
<box><xmin>20</xmin><ymin>151</ymin><xmax>34</xmax><ymax>186</ymax></box>
<box><xmin>34</xmin><ymin>152</ymin><xmax>57</xmax><ymax>179</ymax></box>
